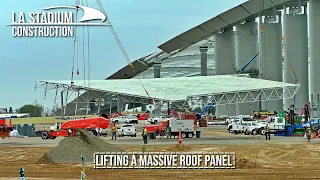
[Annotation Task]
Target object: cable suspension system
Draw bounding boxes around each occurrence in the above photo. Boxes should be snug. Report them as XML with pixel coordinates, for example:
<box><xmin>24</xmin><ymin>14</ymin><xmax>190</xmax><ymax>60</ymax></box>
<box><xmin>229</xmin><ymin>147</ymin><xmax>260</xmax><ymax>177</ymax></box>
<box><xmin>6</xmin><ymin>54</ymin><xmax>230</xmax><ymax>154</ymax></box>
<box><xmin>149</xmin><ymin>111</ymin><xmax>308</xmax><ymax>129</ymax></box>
<box><xmin>84</xmin><ymin>0</ymin><xmax>91</xmax><ymax>88</ymax></box>
<box><xmin>95</xmin><ymin>0</ymin><xmax>155</xmax><ymax>105</ymax></box>
<box><xmin>71</xmin><ymin>0</ymin><xmax>80</xmax><ymax>86</ymax></box>
<box><xmin>82</xmin><ymin>0</ymin><xmax>86</xmax><ymax>87</ymax></box>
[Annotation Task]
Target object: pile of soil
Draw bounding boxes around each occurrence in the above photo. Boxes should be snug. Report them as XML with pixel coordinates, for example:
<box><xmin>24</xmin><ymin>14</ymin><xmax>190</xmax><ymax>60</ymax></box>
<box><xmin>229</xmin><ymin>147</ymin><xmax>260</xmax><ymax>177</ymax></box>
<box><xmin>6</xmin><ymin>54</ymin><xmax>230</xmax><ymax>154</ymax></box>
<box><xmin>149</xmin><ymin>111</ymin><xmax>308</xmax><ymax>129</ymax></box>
<box><xmin>41</xmin><ymin>129</ymin><xmax>125</xmax><ymax>163</ymax></box>
<box><xmin>166</xmin><ymin>144</ymin><xmax>192</xmax><ymax>152</ymax></box>
<box><xmin>236</xmin><ymin>158</ymin><xmax>260</xmax><ymax>169</ymax></box>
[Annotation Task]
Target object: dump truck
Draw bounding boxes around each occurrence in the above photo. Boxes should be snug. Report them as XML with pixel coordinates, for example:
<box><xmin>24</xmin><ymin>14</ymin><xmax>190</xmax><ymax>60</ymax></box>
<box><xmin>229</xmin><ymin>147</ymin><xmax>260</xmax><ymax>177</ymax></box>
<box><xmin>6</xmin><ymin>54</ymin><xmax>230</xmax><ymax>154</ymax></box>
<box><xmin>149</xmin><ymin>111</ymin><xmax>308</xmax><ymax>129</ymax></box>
<box><xmin>40</xmin><ymin>117</ymin><xmax>110</xmax><ymax>139</ymax></box>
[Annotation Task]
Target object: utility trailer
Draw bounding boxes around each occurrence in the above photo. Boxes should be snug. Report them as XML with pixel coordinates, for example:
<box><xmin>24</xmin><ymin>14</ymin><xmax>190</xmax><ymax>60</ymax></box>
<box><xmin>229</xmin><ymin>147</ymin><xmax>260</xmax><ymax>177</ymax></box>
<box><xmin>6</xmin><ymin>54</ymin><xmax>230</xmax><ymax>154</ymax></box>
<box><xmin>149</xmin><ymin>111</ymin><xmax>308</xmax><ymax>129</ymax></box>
<box><xmin>40</xmin><ymin>117</ymin><xmax>110</xmax><ymax>139</ymax></box>
<box><xmin>145</xmin><ymin>119</ymin><xmax>195</xmax><ymax>138</ymax></box>
<box><xmin>167</xmin><ymin>119</ymin><xmax>195</xmax><ymax>138</ymax></box>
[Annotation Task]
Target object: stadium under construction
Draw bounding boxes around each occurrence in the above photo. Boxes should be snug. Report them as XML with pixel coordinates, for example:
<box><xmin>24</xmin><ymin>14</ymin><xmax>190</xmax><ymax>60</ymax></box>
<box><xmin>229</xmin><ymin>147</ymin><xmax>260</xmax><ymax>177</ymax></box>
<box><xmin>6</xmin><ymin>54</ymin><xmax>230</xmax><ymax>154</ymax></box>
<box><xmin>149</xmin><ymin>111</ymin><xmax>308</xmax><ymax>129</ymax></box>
<box><xmin>37</xmin><ymin>0</ymin><xmax>320</xmax><ymax>118</ymax></box>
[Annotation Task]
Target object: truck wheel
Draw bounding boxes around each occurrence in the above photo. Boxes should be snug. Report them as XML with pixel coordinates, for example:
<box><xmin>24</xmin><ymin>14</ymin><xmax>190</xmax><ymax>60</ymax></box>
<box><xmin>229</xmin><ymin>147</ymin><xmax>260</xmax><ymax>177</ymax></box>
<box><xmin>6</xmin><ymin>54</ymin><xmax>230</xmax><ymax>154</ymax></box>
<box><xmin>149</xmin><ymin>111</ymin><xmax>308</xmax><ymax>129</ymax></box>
<box><xmin>252</xmin><ymin>129</ymin><xmax>257</xmax><ymax>135</ymax></box>
<box><xmin>41</xmin><ymin>131</ymin><xmax>50</xmax><ymax>139</ymax></box>
<box><xmin>181</xmin><ymin>133</ymin><xmax>187</xmax><ymax>138</ymax></box>
<box><xmin>228</xmin><ymin>126</ymin><xmax>232</xmax><ymax>133</ymax></box>
<box><xmin>187</xmin><ymin>133</ymin><xmax>193</xmax><ymax>138</ymax></box>
<box><xmin>154</xmin><ymin>120</ymin><xmax>158</xmax><ymax>124</ymax></box>
<box><xmin>115</xmin><ymin>120</ymin><xmax>119</xmax><ymax>124</ymax></box>
<box><xmin>89</xmin><ymin>130</ymin><xmax>98</xmax><ymax>136</ymax></box>
<box><xmin>260</xmin><ymin>129</ymin><xmax>266</xmax><ymax>135</ymax></box>
<box><xmin>244</xmin><ymin>130</ymin><xmax>249</xmax><ymax>135</ymax></box>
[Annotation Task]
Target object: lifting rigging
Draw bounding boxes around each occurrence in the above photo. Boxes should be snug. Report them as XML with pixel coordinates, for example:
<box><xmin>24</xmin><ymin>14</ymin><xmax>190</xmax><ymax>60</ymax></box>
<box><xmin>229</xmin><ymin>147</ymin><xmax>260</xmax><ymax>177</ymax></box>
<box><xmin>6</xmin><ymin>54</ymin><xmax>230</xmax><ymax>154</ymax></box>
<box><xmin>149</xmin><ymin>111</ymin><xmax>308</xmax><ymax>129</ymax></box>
<box><xmin>67</xmin><ymin>0</ymin><xmax>156</xmax><ymax>114</ymax></box>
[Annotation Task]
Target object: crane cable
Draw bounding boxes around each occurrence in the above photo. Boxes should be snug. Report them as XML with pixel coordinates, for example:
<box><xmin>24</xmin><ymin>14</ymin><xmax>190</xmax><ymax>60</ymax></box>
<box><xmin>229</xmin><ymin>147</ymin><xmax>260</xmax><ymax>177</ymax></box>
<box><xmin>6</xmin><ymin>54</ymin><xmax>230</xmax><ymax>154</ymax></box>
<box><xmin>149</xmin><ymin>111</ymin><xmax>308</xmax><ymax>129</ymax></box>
<box><xmin>81</xmin><ymin>0</ymin><xmax>86</xmax><ymax>86</ymax></box>
<box><xmin>281</xmin><ymin>38</ymin><xmax>299</xmax><ymax>84</ymax></box>
<box><xmin>76</xmin><ymin>0</ymin><xmax>80</xmax><ymax>76</ymax></box>
<box><xmin>86</xmin><ymin>0</ymin><xmax>91</xmax><ymax>88</ymax></box>
<box><xmin>95</xmin><ymin>0</ymin><xmax>155</xmax><ymax>104</ymax></box>
<box><xmin>258</xmin><ymin>0</ymin><xmax>265</xmax><ymax>79</ymax></box>
<box><xmin>71</xmin><ymin>0</ymin><xmax>80</xmax><ymax>85</ymax></box>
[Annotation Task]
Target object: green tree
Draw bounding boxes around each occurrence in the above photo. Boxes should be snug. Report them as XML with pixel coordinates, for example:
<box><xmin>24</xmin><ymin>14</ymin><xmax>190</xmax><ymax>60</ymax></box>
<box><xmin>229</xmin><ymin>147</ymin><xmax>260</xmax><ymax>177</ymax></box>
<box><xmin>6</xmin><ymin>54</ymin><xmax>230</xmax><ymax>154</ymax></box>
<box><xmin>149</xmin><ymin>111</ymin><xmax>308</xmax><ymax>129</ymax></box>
<box><xmin>17</xmin><ymin>101</ymin><xmax>44</xmax><ymax>117</ymax></box>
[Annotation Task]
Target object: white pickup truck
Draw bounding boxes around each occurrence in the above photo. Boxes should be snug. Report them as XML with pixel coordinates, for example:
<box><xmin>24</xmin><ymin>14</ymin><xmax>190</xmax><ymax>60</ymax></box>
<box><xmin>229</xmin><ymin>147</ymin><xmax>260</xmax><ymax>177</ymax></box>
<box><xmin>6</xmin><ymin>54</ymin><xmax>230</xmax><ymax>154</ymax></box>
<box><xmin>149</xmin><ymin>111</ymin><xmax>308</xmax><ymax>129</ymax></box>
<box><xmin>228</xmin><ymin>115</ymin><xmax>253</xmax><ymax>134</ymax></box>
<box><xmin>147</xmin><ymin>116</ymin><xmax>165</xmax><ymax>124</ymax></box>
<box><xmin>126</xmin><ymin>115</ymin><xmax>139</xmax><ymax>124</ymax></box>
<box><xmin>111</xmin><ymin>116</ymin><xmax>138</xmax><ymax>124</ymax></box>
<box><xmin>243</xmin><ymin>122</ymin><xmax>259</xmax><ymax>135</ymax></box>
<box><xmin>117</xmin><ymin>124</ymin><xmax>136</xmax><ymax>137</ymax></box>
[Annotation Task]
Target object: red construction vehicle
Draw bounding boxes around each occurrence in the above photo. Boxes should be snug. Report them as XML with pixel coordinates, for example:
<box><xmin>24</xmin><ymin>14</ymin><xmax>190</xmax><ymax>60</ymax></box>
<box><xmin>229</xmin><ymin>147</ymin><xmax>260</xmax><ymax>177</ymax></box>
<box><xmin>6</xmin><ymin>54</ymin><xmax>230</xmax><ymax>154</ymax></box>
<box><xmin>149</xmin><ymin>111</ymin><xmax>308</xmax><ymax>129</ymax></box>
<box><xmin>40</xmin><ymin>117</ymin><xmax>110</xmax><ymax>139</ymax></box>
<box><xmin>136</xmin><ymin>113</ymin><xmax>150</xmax><ymax>120</ymax></box>
<box><xmin>0</xmin><ymin>119</ymin><xmax>13</xmax><ymax>139</ymax></box>
<box><xmin>145</xmin><ymin>118</ymin><xmax>195</xmax><ymax>138</ymax></box>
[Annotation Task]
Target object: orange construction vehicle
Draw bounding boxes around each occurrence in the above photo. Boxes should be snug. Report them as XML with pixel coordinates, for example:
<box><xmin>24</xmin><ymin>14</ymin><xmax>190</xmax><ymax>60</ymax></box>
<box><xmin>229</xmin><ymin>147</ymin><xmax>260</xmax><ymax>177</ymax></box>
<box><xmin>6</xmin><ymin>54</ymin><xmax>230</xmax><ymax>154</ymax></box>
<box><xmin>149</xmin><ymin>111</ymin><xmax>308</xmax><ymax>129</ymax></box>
<box><xmin>0</xmin><ymin>119</ymin><xmax>13</xmax><ymax>139</ymax></box>
<box><xmin>145</xmin><ymin>118</ymin><xmax>195</xmax><ymax>138</ymax></box>
<box><xmin>40</xmin><ymin>116</ymin><xmax>110</xmax><ymax>139</ymax></box>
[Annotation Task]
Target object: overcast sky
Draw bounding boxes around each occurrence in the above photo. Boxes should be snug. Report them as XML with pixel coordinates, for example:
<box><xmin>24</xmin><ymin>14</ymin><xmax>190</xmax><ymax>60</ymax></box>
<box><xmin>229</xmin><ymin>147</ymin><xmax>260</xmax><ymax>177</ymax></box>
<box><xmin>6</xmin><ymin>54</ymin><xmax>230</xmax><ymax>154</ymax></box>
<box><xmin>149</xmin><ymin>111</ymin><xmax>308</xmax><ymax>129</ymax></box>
<box><xmin>0</xmin><ymin>0</ymin><xmax>246</xmax><ymax>110</ymax></box>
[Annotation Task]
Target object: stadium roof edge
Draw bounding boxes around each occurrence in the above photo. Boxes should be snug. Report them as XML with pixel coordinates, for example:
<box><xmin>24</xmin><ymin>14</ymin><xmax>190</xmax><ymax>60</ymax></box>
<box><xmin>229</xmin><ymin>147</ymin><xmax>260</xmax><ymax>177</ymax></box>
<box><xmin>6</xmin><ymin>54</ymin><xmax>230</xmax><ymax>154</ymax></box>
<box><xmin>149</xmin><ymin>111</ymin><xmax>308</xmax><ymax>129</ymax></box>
<box><xmin>37</xmin><ymin>75</ymin><xmax>300</xmax><ymax>104</ymax></box>
<box><xmin>158</xmin><ymin>0</ymin><xmax>291</xmax><ymax>53</ymax></box>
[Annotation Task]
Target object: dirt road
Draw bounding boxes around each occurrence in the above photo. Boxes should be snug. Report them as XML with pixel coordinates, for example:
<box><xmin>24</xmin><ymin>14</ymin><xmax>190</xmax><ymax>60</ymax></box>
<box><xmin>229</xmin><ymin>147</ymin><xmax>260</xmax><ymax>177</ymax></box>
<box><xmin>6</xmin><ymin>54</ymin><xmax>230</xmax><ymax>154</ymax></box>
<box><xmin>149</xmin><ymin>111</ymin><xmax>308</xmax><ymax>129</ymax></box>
<box><xmin>1</xmin><ymin>128</ymin><xmax>320</xmax><ymax>179</ymax></box>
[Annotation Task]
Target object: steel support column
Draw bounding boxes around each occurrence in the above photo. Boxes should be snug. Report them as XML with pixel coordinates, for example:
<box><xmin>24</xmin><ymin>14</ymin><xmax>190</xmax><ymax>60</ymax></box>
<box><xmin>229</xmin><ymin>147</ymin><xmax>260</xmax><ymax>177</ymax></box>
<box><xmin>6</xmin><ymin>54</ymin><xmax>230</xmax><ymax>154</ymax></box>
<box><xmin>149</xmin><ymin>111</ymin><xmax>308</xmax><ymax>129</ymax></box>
<box><xmin>235</xmin><ymin>19</ymin><xmax>259</xmax><ymax>115</ymax></box>
<box><xmin>117</xmin><ymin>95</ymin><xmax>124</xmax><ymax>112</ymax></box>
<box><xmin>214</xmin><ymin>28</ymin><xmax>237</xmax><ymax>117</ymax></box>
<box><xmin>259</xmin><ymin>11</ymin><xmax>283</xmax><ymax>112</ymax></box>
<box><xmin>283</xmin><ymin>4</ymin><xmax>308</xmax><ymax>113</ymax></box>
<box><xmin>309</xmin><ymin>0</ymin><xmax>320</xmax><ymax>113</ymax></box>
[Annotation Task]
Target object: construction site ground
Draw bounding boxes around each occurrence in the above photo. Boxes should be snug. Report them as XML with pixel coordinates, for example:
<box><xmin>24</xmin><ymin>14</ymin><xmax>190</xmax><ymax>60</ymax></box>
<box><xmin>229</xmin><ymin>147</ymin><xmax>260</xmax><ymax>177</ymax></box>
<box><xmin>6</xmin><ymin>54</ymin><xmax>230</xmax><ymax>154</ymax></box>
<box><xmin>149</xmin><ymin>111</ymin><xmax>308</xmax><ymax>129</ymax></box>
<box><xmin>1</xmin><ymin>126</ymin><xmax>320</xmax><ymax>180</ymax></box>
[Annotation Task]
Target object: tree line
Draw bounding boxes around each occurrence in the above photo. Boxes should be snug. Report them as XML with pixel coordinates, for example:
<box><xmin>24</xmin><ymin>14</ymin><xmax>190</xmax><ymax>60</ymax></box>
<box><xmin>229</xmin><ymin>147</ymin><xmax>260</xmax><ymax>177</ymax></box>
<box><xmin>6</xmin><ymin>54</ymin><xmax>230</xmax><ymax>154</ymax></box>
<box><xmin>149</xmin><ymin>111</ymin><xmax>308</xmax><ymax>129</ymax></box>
<box><xmin>11</xmin><ymin>101</ymin><xmax>58</xmax><ymax>117</ymax></box>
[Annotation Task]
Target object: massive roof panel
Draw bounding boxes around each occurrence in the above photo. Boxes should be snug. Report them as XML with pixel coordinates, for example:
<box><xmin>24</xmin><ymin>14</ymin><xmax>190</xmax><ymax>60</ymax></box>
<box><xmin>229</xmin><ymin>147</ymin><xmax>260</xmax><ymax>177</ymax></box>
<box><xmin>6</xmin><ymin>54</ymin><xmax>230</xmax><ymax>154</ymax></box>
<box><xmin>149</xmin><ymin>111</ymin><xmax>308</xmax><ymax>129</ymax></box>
<box><xmin>38</xmin><ymin>75</ymin><xmax>299</xmax><ymax>102</ymax></box>
<box><xmin>158</xmin><ymin>0</ymin><xmax>291</xmax><ymax>53</ymax></box>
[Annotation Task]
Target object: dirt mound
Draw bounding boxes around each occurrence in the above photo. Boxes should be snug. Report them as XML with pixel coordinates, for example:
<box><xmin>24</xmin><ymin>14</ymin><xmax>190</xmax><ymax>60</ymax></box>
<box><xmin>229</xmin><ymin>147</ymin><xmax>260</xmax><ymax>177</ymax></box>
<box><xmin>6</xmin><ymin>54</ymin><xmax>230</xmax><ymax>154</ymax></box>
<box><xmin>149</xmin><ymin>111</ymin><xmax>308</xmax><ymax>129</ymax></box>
<box><xmin>165</xmin><ymin>144</ymin><xmax>192</xmax><ymax>152</ymax></box>
<box><xmin>41</xmin><ymin>129</ymin><xmax>125</xmax><ymax>163</ymax></box>
<box><xmin>236</xmin><ymin>158</ymin><xmax>260</xmax><ymax>169</ymax></box>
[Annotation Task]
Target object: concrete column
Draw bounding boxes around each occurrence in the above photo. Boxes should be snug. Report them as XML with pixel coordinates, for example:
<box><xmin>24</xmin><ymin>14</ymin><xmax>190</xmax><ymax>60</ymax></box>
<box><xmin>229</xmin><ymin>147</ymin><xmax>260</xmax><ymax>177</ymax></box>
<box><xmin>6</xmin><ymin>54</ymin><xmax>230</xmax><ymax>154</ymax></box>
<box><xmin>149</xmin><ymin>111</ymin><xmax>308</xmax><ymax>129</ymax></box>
<box><xmin>235</xmin><ymin>19</ymin><xmax>259</xmax><ymax>115</ymax></box>
<box><xmin>283</xmin><ymin>4</ymin><xmax>308</xmax><ymax>113</ymax></box>
<box><xmin>259</xmin><ymin>11</ymin><xmax>283</xmax><ymax>112</ymax></box>
<box><xmin>309</xmin><ymin>0</ymin><xmax>320</xmax><ymax>104</ymax></box>
<box><xmin>214</xmin><ymin>28</ymin><xmax>237</xmax><ymax>117</ymax></box>
<box><xmin>154</xmin><ymin>57</ymin><xmax>161</xmax><ymax>78</ymax></box>
<box><xmin>116</xmin><ymin>95</ymin><xmax>124</xmax><ymax>112</ymax></box>
<box><xmin>200</xmin><ymin>46</ymin><xmax>208</xmax><ymax>76</ymax></box>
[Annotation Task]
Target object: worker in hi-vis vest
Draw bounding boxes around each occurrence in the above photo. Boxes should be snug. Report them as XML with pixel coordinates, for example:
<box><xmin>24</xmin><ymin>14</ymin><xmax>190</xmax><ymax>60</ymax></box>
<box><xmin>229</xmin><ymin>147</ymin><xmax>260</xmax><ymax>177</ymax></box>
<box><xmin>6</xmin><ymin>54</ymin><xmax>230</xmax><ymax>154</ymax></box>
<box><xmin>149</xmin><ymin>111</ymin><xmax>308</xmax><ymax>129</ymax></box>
<box><xmin>19</xmin><ymin>167</ymin><xmax>25</xmax><ymax>180</ymax></box>
<box><xmin>111</xmin><ymin>124</ymin><xmax>117</xmax><ymax>140</ymax></box>
<box><xmin>306</xmin><ymin>128</ymin><xmax>311</xmax><ymax>142</ymax></box>
<box><xmin>142</xmin><ymin>127</ymin><xmax>148</xmax><ymax>144</ymax></box>
<box><xmin>265</xmin><ymin>124</ymin><xmax>271</xmax><ymax>140</ymax></box>
<box><xmin>67</xmin><ymin>126</ymin><xmax>72</xmax><ymax>137</ymax></box>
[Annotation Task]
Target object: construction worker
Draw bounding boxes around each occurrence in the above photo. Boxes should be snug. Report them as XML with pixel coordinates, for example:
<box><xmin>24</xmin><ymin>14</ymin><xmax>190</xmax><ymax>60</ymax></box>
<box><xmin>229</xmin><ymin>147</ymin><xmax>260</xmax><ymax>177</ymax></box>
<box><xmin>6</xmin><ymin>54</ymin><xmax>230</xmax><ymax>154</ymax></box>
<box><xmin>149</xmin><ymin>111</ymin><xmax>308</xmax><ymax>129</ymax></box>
<box><xmin>142</xmin><ymin>127</ymin><xmax>148</xmax><ymax>144</ymax></box>
<box><xmin>111</xmin><ymin>124</ymin><xmax>117</xmax><ymax>140</ymax></box>
<box><xmin>306</xmin><ymin>128</ymin><xmax>311</xmax><ymax>142</ymax></box>
<box><xmin>265</xmin><ymin>124</ymin><xmax>271</xmax><ymax>140</ymax></box>
<box><xmin>19</xmin><ymin>167</ymin><xmax>25</xmax><ymax>180</ymax></box>
<box><xmin>67</xmin><ymin>126</ymin><xmax>72</xmax><ymax>137</ymax></box>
